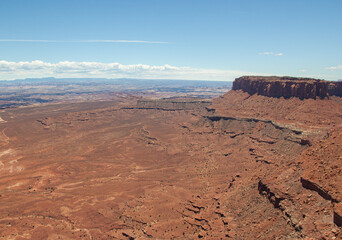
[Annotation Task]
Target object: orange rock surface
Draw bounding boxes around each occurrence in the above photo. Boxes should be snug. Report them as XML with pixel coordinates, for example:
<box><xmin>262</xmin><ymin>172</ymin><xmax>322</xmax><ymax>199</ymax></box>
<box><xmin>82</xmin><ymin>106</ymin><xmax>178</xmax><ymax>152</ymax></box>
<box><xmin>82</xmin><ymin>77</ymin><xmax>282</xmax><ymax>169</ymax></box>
<box><xmin>0</xmin><ymin>77</ymin><xmax>341</xmax><ymax>239</ymax></box>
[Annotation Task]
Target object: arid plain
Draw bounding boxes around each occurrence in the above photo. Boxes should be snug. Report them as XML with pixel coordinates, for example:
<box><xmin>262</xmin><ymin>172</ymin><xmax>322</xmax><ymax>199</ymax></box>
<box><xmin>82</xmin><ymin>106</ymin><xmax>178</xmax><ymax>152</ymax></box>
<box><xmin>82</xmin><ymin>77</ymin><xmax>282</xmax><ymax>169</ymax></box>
<box><xmin>0</xmin><ymin>77</ymin><xmax>341</xmax><ymax>239</ymax></box>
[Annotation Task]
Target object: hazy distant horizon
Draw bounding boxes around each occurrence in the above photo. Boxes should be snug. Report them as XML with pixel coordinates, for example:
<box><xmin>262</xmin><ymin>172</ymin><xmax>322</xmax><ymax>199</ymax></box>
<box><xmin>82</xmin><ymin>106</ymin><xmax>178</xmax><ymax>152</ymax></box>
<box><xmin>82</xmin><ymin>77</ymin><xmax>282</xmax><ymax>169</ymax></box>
<box><xmin>0</xmin><ymin>77</ymin><xmax>234</xmax><ymax>83</ymax></box>
<box><xmin>1</xmin><ymin>75</ymin><xmax>341</xmax><ymax>84</ymax></box>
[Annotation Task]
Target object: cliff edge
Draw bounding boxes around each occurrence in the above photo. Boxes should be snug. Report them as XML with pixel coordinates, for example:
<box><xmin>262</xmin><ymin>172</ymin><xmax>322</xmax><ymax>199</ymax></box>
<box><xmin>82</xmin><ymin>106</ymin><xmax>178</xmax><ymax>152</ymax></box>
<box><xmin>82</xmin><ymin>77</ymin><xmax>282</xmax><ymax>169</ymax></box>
<box><xmin>232</xmin><ymin>76</ymin><xmax>342</xmax><ymax>99</ymax></box>
<box><xmin>136</xmin><ymin>98</ymin><xmax>212</xmax><ymax>110</ymax></box>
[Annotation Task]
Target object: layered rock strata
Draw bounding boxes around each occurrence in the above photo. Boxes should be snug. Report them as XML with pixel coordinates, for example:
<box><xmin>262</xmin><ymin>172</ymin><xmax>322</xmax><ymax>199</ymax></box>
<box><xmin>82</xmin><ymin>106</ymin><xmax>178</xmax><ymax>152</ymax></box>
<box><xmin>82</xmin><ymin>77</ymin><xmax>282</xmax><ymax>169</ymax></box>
<box><xmin>232</xmin><ymin>76</ymin><xmax>342</xmax><ymax>99</ymax></box>
<box><xmin>136</xmin><ymin>98</ymin><xmax>212</xmax><ymax>110</ymax></box>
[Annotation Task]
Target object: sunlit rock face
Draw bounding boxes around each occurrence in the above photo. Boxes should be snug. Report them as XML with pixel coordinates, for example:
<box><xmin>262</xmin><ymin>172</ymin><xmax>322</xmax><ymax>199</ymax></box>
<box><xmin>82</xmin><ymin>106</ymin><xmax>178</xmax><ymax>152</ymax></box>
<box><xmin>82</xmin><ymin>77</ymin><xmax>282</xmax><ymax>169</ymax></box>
<box><xmin>232</xmin><ymin>76</ymin><xmax>342</xmax><ymax>99</ymax></box>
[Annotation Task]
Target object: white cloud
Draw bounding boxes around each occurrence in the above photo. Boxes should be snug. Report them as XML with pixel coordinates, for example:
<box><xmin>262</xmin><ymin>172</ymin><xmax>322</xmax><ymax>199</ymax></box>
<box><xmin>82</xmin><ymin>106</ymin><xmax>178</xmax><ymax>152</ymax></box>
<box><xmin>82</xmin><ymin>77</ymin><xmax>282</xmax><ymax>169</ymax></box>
<box><xmin>259</xmin><ymin>52</ymin><xmax>283</xmax><ymax>56</ymax></box>
<box><xmin>0</xmin><ymin>39</ymin><xmax>171</xmax><ymax>44</ymax></box>
<box><xmin>299</xmin><ymin>69</ymin><xmax>307</xmax><ymax>72</ymax></box>
<box><xmin>0</xmin><ymin>60</ymin><xmax>256</xmax><ymax>81</ymax></box>
<box><xmin>259</xmin><ymin>52</ymin><xmax>274</xmax><ymax>55</ymax></box>
<box><xmin>326</xmin><ymin>65</ymin><xmax>342</xmax><ymax>70</ymax></box>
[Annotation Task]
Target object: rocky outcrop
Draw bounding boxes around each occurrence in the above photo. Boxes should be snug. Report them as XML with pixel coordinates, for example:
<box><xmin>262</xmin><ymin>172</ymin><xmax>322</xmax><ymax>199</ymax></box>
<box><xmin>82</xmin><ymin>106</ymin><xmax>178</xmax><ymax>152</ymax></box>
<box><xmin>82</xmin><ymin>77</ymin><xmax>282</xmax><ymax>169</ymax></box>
<box><xmin>258</xmin><ymin>180</ymin><xmax>286</xmax><ymax>208</ymax></box>
<box><xmin>232</xmin><ymin>76</ymin><xmax>342</xmax><ymax>99</ymax></box>
<box><xmin>327</xmin><ymin>81</ymin><xmax>342</xmax><ymax>97</ymax></box>
<box><xmin>300</xmin><ymin>177</ymin><xmax>339</xmax><ymax>203</ymax></box>
<box><xmin>136</xmin><ymin>98</ymin><xmax>212</xmax><ymax>110</ymax></box>
<box><xmin>203</xmin><ymin>115</ymin><xmax>303</xmax><ymax>135</ymax></box>
<box><xmin>258</xmin><ymin>180</ymin><xmax>303</xmax><ymax>233</ymax></box>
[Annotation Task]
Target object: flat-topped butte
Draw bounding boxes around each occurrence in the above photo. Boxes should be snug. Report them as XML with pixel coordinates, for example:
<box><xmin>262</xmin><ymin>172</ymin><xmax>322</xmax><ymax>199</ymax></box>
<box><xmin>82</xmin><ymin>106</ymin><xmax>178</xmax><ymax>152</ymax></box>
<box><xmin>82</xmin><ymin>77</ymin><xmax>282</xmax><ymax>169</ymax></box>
<box><xmin>232</xmin><ymin>76</ymin><xmax>342</xmax><ymax>99</ymax></box>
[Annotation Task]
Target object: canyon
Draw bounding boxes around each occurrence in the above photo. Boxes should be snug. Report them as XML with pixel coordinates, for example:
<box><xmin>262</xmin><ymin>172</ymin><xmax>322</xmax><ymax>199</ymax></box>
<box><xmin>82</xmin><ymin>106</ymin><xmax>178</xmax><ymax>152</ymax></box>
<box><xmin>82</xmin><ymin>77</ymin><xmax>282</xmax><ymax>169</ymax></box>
<box><xmin>0</xmin><ymin>76</ymin><xmax>341</xmax><ymax>239</ymax></box>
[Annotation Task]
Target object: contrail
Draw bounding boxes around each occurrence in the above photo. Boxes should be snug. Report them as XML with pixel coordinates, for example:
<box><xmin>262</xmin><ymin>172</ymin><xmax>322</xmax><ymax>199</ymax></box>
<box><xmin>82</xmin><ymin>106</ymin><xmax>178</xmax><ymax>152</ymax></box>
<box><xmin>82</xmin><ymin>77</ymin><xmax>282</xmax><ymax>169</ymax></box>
<box><xmin>0</xmin><ymin>39</ymin><xmax>172</xmax><ymax>44</ymax></box>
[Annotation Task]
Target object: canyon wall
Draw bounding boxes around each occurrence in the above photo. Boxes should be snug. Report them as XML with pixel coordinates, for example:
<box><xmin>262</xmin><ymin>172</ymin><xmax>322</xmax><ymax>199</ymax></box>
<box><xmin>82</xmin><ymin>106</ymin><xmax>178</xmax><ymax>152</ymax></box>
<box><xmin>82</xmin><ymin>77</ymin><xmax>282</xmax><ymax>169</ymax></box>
<box><xmin>136</xmin><ymin>98</ymin><xmax>212</xmax><ymax>110</ymax></box>
<box><xmin>232</xmin><ymin>76</ymin><xmax>342</xmax><ymax>99</ymax></box>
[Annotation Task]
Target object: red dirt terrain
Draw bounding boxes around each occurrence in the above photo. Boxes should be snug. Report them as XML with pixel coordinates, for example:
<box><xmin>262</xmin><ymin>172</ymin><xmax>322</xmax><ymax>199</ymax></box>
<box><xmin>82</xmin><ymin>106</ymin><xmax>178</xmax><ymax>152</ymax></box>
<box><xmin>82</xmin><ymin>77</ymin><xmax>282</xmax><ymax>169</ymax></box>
<box><xmin>0</xmin><ymin>76</ymin><xmax>341</xmax><ymax>239</ymax></box>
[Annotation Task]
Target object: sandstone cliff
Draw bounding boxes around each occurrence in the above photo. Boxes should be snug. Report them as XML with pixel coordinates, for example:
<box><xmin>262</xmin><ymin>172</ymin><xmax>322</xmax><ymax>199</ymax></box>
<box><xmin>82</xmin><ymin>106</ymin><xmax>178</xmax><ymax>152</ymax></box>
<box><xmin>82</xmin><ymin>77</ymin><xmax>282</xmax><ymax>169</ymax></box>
<box><xmin>232</xmin><ymin>76</ymin><xmax>342</xmax><ymax>99</ymax></box>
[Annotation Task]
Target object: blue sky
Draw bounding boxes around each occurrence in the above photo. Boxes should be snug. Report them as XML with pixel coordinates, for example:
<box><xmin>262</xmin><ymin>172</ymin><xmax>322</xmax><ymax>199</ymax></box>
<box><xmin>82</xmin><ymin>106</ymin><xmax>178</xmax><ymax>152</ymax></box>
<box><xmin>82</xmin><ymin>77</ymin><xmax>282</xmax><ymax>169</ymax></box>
<box><xmin>0</xmin><ymin>0</ymin><xmax>341</xmax><ymax>81</ymax></box>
